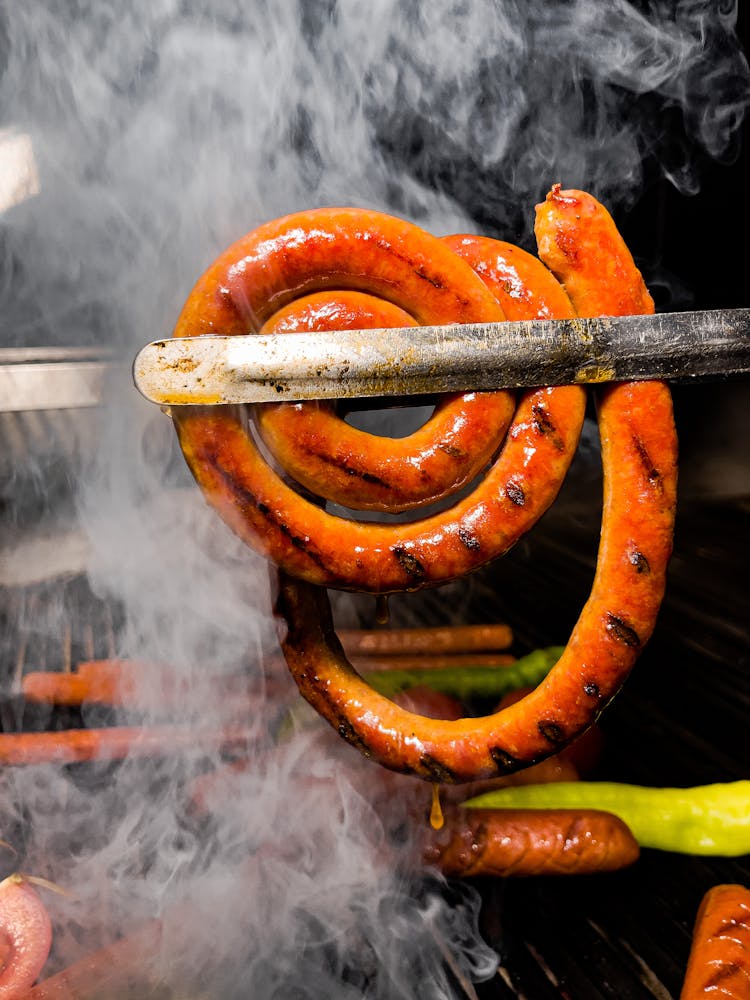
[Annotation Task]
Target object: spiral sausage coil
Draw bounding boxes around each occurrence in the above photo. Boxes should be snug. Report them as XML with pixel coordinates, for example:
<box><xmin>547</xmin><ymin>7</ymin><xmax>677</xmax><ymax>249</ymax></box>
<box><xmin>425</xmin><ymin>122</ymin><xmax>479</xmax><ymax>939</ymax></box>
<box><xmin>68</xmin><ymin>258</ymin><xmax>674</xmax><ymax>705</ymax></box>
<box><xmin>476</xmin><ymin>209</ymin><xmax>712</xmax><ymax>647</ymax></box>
<box><xmin>173</xmin><ymin>186</ymin><xmax>677</xmax><ymax>783</ymax></box>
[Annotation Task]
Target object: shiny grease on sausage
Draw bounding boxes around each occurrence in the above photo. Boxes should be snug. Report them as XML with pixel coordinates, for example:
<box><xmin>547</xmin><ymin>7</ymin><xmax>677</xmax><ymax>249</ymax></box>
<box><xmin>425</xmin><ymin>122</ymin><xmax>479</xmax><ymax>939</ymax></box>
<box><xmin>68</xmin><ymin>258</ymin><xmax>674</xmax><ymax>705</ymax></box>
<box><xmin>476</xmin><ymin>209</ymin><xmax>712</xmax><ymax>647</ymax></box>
<box><xmin>274</xmin><ymin>188</ymin><xmax>676</xmax><ymax>781</ymax></box>
<box><xmin>680</xmin><ymin>883</ymin><xmax>750</xmax><ymax>999</ymax></box>
<box><xmin>424</xmin><ymin>807</ymin><xmax>639</xmax><ymax>877</ymax></box>
<box><xmin>174</xmin><ymin>207</ymin><xmax>585</xmax><ymax>593</ymax></box>
<box><xmin>173</xmin><ymin>191</ymin><xmax>677</xmax><ymax>783</ymax></box>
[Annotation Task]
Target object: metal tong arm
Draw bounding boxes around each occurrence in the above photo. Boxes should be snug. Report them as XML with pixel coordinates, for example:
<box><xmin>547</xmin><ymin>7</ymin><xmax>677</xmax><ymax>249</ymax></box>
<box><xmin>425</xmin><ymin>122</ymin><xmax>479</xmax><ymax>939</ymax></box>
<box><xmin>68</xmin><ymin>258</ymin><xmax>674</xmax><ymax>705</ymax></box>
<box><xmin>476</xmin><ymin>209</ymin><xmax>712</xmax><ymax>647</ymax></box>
<box><xmin>133</xmin><ymin>308</ymin><xmax>750</xmax><ymax>406</ymax></box>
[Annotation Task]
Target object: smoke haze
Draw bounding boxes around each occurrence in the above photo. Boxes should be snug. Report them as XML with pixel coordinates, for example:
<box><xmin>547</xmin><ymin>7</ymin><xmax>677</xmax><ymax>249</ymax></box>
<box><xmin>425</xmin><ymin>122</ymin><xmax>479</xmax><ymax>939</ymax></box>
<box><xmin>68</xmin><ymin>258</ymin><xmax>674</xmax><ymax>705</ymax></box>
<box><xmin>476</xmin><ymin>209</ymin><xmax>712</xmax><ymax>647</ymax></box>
<box><xmin>0</xmin><ymin>0</ymin><xmax>748</xmax><ymax>994</ymax></box>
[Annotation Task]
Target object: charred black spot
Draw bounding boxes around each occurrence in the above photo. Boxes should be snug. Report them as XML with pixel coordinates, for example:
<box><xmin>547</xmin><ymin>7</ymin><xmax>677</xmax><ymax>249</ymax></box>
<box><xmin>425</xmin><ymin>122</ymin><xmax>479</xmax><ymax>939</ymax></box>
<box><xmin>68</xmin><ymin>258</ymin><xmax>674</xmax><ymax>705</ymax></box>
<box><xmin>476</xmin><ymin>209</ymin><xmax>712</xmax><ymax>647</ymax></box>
<box><xmin>628</xmin><ymin>549</ymin><xmax>651</xmax><ymax>574</ymax></box>
<box><xmin>605</xmin><ymin>613</ymin><xmax>641</xmax><ymax>648</ymax></box>
<box><xmin>583</xmin><ymin>681</ymin><xmax>600</xmax><ymax>698</ymax></box>
<box><xmin>632</xmin><ymin>435</ymin><xmax>662</xmax><ymax>489</ymax></box>
<box><xmin>439</xmin><ymin>443</ymin><xmax>464</xmax><ymax>458</ymax></box>
<box><xmin>418</xmin><ymin>754</ymin><xmax>458</xmax><ymax>783</ymax></box>
<box><xmin>336</xmin><ymin>717</ymin><xmax>364</xmax><ymax>749</ymax></box>
<box><xmin>538</xmin><ymin>720</ymin><xmax>566</xmax><ymax>745</ymax></box>
<box><xmin>506</xmin><ymin>480</ymin><xmax>526</xmax><ymax>506</ymax></box>
<box><xmin>392</xmin><ymin>546</ymin><xmax>426</xmax><ymax>580</ymax></box>
<box><xmin>532</xmin><ymin>401</ymin><xmax>564</xmax><ymax>450</ymax></box>
<box><xmin>458</xmin><ymin>528</ymin><xmax>481</xmax><ymax>551</ymax></box>
<box><xmin>360</xmin><ymin>470</ymin><xmax>389</xmax><ymax>486</ymax></box>
<box><xmin>214</xmin><ymin>467</ymin><xmax>330</xmax><ymax>572</ymax></box>
<box><xmin>490</xmin><ymin>746</ymin><xmax>521</xmax><ymax>773</ymax></box>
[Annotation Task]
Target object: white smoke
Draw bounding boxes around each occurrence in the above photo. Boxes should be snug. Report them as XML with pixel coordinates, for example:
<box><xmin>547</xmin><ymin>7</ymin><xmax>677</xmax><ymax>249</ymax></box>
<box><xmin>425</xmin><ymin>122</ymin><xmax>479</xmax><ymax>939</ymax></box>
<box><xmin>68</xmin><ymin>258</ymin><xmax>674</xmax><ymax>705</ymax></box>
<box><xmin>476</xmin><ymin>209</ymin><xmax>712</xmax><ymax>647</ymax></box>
<box><xmin>0</xmin><ymin>0</ymin><xmax>748</xmax><ymax>992</ymax></box>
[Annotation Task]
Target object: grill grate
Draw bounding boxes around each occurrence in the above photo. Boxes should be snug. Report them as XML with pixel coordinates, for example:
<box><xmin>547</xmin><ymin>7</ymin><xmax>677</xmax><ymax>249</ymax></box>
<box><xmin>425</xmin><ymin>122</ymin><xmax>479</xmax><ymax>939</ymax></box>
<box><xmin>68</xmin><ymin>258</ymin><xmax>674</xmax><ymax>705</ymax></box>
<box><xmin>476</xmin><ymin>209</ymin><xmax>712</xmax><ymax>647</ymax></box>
<box><xmin>1</xmin><ymin>493</ymin><xmax>748</xmax><ymax>997</ymax></box>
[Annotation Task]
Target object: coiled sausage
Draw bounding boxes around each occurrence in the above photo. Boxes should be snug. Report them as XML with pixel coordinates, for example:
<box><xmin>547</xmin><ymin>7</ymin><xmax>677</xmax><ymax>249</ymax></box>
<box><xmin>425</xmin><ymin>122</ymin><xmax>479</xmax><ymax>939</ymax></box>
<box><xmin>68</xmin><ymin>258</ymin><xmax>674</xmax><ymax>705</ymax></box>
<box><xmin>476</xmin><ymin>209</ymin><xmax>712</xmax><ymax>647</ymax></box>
<box><xmin>173</xmin><ymin>207</ymin><xmax>585</xmax><ymax>593</ymax></box>
<box><xmin>273</xmin><ymin>189</ymin><xmax>676</xmax><ymax>781</ymax></box>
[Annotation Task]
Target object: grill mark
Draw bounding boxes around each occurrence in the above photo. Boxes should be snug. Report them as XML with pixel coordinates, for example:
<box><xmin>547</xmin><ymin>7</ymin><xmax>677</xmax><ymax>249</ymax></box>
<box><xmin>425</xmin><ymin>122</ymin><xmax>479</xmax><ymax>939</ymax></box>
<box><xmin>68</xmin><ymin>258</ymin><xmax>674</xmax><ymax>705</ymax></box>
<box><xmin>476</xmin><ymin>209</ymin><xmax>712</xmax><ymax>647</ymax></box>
<box><xmin>704</xmin><ymin>963</ymin><xmax>742</xmax><ymax>989</ymax></box>
<box><xmin>531</xmin><ymin>402</ymin><xmax>564</xmax><ymax>451</ymax></box>
<box><xmin>490</xmin><ymin>746</ymin><xmax>521</xmax><ymax>773</ymax></box>
<box><xmin>716</xmin><ymin>915</ymin><xmax>750</xmax><ymax>934</ymax></box>
<box><xmin>538</xmin><ymin>720</ymin><xmax>566</xmax><ymax>745</ymax></box>
<box><xmin>438</xmin><ymin>443</ymin><xmax>465</xmax><ymax>458</ymax></box>
<box><xmin>628</xmin><ymin>548</ymin><xmax>651</xmax><ymax>574</ymax></box>
<box><xmin>392</xmin><ymin>545</ymin><xmax>426</xmax><ymax>581</ymax></box>
<box><xmin>305</xmin><ymin>449</ymin><xmax>392</xmax><ymax>490</ymax></box>
<box><xmin>506</xmin><ymin>480</ymin><xmax>526</xmax><ymax>506</ymax></box>
<box><xmin>311</xmin><ymin>680</ymin><xmax>373</xmax><ymax>756</ymax></box>
<box><xmin>458</xmin><ymin>527</ymin><xmax>481</xmax><ymax>551</ymax></box>
<box><xmin>605</xmin><ymin>612</ymin><xmax>641</xmax><ymax>648</ymax></box>
<box><xmin>418</xmin><ymin>753</ymin><xmax>458</xmax><ymax>783</ymax></box>
<box><xmin>371</xmin><ymin>237</ymin><xmax>474</xmax><ymax>299</ymax></box>
<box><xmin>214</xmin><ymin>464</ymin><xmax>330</xmax><ymax>572</ymax></box>
<box><xmin>632</xmin><ymin>434</ymin><xmax>662</xmax><ymax>489</ymax></box>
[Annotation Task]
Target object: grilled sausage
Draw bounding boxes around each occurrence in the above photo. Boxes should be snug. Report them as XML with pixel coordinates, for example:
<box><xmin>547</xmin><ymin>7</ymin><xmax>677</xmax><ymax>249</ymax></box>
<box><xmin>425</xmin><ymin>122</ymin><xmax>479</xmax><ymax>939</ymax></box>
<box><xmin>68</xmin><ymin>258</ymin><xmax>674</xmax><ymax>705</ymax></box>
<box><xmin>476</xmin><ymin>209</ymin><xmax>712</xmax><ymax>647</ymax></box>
<box><xmin>680</xmin><ymin>883</ymin><xmax>750</xmax><ymax>999</ymax></box>
<box><xmin>440</xmin><ymin>234</ymin><xmax>576</xmax><ymax>321</ymax></box>
<box><xmin>274</xmin><ymin>188</ymin><xmax>676</xmax><ymax>781</ymax></box>
<box><xmin>257</xmin><ymin>236</ymin><xmax>576</xmax><ymax>513</ymax></box>
<box><xmin>254</xmin><ymin>290</ymin><xmax>515</xmax><ymax>512</ymax></box>
<box><xmin>423</xmin><ymin>807</ymin><xmax>640</xmax><ymax>877</ymax></box>
<box><xmin>173</xmin><ymin>207</ymin><xmax>585</xmax><ymax>593</ymax></box>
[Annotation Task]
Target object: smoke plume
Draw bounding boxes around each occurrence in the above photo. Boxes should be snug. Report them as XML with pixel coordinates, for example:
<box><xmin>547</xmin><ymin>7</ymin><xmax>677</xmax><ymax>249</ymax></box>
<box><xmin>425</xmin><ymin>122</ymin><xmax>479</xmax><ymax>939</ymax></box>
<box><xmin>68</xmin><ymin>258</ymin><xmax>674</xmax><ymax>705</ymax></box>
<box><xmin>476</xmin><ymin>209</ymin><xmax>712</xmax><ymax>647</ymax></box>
<box><xmin>0</xmin><ymin>0</ymin><xmax>748</xmax><ymax>993</ymax></box>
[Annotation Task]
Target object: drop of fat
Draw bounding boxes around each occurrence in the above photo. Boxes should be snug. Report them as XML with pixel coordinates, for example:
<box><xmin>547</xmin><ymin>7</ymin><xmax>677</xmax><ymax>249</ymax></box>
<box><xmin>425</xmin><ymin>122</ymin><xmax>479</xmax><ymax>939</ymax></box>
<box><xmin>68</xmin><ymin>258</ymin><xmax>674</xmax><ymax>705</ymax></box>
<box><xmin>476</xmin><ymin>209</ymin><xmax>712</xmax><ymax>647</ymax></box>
<box><xmin>429</xmin><ymin>783</ymin><xmax>444</xmax><ymax>830</ymax></box>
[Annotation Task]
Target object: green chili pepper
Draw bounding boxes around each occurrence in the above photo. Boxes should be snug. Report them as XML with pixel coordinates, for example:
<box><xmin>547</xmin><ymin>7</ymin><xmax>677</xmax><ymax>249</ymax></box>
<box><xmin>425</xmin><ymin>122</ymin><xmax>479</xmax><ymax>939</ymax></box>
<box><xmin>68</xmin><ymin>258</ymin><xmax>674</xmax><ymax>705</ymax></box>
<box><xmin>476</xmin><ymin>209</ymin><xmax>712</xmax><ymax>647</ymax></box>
<box><xmin>367</xmin><ymin>645</ymin><xmax>564</xmax><ymax>701</ymax></box>
<box><xmin>461</xmin><ymin>780</ymin><xmax>750</xmax><ymax>856</ymax></box>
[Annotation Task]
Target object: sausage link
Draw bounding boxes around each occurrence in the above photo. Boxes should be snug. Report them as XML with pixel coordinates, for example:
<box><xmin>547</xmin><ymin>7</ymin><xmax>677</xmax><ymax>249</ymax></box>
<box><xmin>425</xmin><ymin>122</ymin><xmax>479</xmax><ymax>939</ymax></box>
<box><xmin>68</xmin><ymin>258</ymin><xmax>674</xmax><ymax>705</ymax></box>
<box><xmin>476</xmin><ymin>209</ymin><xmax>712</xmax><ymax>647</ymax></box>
<box><xmin>441</xmin><ymin>234</ymin><xmax>577</xmax><ymax>321</ymax></box>
<box><xmin>254</xmin><ymin>290</ymin><xmax>515</xmax><ymax>512</ymax></box>
<box><xmin>274</xmin><ymin>188</ymin><xmax>676</xmax><ymax>780</ymax></box>
<box><xmin>256</xmin><ymin>236</ymin><xmax>576</xmax><ymax>512</ymax></box>
<box><xmin>680</xmin><ymin>884</ymin><xmax>750</xmax><ymax>999</ymax></box>
<box><xmin>534</xmin><ymin>183</ymin><xmax>655</xmax><ymax>317</ymax></box>
<box><xmin>174</xmin><ymin>208</ymin><xmax>586</xmax><ymax>593</ymax></box>
<box><xmin>423</xmin><ymin>808</ymin><xmax>640</xmax><ymax>877</ymax></box>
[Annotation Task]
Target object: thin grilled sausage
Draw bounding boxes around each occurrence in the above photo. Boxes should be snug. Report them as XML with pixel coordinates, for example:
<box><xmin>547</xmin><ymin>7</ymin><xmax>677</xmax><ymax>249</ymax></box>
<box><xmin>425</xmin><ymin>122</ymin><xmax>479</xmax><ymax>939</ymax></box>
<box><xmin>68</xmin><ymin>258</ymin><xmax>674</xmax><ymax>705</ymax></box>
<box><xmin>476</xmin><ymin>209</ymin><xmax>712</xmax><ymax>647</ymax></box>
<box><xmin>173</xmin><ymin>208</ymin><xmax>585</xmax><ymax>593</ymax></box>
<box><xmin>680</xmin><ymin>883</ymin><xmax>750</xmax><ymax>999</ymax></box>
<box><xmin>254</xmin><ymin>290</ymin><xmax>515</xmax><ymax>512</ymax></box>
<box><xmin>423</xmin><ymin>807</ymin><xmax>640</xmax><ymax>877</ymax></box>
<box><xmin>274</xmin><ymin>188</ymin><xmax>676</xmax><ymax>781</ymax></box>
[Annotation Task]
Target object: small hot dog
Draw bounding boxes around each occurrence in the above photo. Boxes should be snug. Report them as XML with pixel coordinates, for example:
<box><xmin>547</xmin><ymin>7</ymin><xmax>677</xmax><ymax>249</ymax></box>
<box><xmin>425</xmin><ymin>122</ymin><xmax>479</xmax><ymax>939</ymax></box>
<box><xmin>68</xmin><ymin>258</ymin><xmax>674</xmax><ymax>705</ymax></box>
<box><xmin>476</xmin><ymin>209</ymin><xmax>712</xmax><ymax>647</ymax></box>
<box><xmin>680</xmin><ymin>883</ymin><xmax>750</xmax><ymax>999</ymax></box>
<box><xmin>423</xmin><ymin>807</ymin><xmax>640</xmax><ymax>877</ymax></box>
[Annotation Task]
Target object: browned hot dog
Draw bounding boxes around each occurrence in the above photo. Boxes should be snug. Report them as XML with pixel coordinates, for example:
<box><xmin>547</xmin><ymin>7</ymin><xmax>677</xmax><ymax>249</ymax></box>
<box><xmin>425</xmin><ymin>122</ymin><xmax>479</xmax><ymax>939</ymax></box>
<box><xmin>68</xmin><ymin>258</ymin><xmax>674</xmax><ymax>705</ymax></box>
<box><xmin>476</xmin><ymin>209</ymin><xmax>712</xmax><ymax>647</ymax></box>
<box><xmin>423</xmin><ymin>807</ymin><xmax>640</xmax><ymax>877</ymax></box>
<box><xmin>680</xmin><ymin>883</ymin><xmax>750</xmax><ymax>999</ymax></box>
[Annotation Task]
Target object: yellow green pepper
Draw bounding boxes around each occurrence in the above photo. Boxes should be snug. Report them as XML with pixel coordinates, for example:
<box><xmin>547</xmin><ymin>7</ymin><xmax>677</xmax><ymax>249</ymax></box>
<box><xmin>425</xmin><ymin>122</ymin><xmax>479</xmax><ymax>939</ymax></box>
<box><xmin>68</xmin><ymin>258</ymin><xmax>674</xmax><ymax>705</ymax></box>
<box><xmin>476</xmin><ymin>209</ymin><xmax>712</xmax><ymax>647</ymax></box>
<box><xmin>462</xmin><ymin>780</ymin><xmax>750</xmax><ymax>856</ymax></box>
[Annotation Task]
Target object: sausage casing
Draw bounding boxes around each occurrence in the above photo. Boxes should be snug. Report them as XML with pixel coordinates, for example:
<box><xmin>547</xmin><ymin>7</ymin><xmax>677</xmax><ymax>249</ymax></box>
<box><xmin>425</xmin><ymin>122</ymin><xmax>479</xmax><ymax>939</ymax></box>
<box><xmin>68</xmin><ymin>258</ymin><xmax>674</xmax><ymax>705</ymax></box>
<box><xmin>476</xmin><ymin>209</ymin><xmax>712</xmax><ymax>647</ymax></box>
<box><xmin>680</xmin><ymin>883</ymin><xmax>750</xmax><ymax>999</ymax></box>
<box><xmin>423</xmin><ymin>807</ymin><xmax>640</xmax><ymax>877</ymax></box>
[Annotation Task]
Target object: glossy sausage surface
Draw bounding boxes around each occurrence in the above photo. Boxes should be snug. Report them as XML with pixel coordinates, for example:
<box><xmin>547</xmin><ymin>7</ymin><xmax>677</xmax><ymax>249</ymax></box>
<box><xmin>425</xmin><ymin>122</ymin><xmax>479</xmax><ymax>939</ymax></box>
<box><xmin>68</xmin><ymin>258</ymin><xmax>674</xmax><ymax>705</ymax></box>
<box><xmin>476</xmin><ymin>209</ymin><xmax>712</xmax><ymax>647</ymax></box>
<box><xmin>680</xmin><ymin>883</ymin><xmax>750</xmax><ymax>999</ymax></box>
<box><xmin>174</xmin><ymin>207</ymin><xmax>585</xmax><ymax>593</ymax></box>
<box><xmin>424</xmin><ymin>807</ymin><xmax>640</xmax><ymax>877</ymax></box>
<box><xmin>254</xmin><ymin>290</ymin><xmax>514</xmax><ymax>512</ymax></box>
<box><xmin>275</xmin><ymin>188</ymin><xmax>676</xmax><ymax>780</ymax></box>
